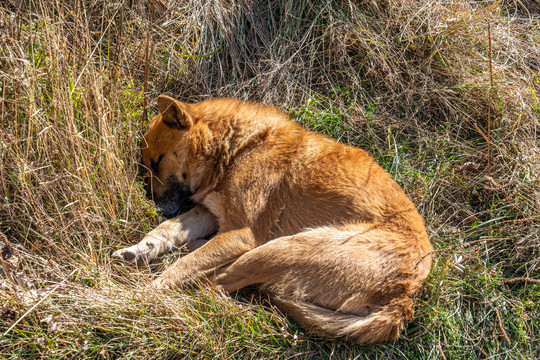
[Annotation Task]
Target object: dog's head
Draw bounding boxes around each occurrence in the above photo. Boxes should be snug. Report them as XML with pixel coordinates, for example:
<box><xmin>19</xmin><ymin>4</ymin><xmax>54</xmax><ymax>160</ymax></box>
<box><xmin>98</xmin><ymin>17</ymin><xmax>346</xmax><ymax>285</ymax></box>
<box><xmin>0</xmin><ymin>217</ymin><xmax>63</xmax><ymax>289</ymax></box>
<box><xmin>141</xmin><ymin>95</ymin><xmax>197</xmax><ymax>217</ymax></box>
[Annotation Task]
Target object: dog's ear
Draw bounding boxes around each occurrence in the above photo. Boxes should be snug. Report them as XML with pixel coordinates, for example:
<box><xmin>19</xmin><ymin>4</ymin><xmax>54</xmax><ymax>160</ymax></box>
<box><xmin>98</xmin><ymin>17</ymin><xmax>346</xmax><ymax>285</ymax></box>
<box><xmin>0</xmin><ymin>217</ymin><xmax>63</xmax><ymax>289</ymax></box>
<box><xmin>157</xmin><ymin>95</ymin><xmax>193</xmax><ymax>129</ymax></box>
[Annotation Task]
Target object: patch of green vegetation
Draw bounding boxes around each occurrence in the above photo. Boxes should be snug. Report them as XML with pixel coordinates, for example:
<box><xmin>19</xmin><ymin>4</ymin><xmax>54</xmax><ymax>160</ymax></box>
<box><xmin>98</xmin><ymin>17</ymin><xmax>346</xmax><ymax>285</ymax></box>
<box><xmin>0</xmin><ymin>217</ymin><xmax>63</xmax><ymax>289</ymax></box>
<box><xmin>119</xmin><ymin>79</ymin><xmax>145</xmax><ymax>126</ymax></box>
<box><xmin>292</xmin><ymin>94</ymin><xmax>355</xmax><ymax>140</ymax></box>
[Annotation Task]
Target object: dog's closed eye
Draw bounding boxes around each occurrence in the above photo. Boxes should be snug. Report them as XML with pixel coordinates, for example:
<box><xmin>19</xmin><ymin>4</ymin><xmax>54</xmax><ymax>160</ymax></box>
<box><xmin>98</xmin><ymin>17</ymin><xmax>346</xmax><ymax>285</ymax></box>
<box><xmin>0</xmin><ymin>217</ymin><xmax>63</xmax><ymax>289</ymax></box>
<box><xmin>150</xmin><ymin>154</ymin><xmax>164</xmax><ymax>173</ymax></box>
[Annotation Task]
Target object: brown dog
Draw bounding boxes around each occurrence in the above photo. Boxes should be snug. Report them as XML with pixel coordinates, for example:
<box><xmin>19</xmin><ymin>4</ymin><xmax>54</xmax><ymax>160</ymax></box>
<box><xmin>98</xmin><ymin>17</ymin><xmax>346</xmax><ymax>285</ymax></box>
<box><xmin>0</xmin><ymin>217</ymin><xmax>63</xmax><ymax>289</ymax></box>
<box><xmin>113</xmin><ymin>96</ymin><xmax>433</xmax><ymax>344</ymax></box>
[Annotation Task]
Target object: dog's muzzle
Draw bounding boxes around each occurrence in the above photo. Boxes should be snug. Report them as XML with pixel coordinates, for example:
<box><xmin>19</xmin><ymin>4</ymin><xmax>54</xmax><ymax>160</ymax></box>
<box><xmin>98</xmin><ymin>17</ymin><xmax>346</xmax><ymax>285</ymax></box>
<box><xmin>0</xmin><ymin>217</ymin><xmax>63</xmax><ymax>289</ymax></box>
<box><xmin>147</xmin><ymin>180</ymin><xmax>195</xmax><ymax>218</ymax></box>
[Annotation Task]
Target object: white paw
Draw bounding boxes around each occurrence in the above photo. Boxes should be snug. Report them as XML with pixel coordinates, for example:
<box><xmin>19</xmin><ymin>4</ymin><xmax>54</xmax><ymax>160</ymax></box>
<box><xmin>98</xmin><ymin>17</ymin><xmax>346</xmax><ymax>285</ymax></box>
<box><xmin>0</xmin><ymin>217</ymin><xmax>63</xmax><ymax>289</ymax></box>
<box><xmin>112</xmin><ymin>246</ymin><xmax>142</xmax><ymax>264</ymax></box>
<box><xmin>112</xmin><ymin>237</ymin><xmax>168</xmax><ymax>265</ymax></box>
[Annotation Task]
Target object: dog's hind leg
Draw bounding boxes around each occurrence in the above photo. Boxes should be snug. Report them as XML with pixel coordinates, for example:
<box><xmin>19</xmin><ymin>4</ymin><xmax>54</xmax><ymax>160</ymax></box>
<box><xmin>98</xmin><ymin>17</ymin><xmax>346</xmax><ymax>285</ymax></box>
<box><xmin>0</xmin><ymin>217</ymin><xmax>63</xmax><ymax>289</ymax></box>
<box><xmin>151</xmin><ymin>227</ymin><xmax>258</xmax><ymax>289</ymax></box>
<box><xmin>213</xmin><ymin>225</ymin><xmax>426</xmax><ymax>343</ymax></box>
<box><xmin>112</xmin><ymin>205</ymin><xmax>217</xmax><ymax>265</ymax></box>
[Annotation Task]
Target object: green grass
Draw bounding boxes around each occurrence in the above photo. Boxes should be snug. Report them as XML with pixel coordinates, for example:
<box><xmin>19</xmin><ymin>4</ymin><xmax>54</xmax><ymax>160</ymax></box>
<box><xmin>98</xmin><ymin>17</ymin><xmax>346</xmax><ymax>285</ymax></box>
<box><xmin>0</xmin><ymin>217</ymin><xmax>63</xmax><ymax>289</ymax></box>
<box><xmin>1</xmin><ymin>0</ymin><xmax>539</xmax><ymax>359</ymax></box>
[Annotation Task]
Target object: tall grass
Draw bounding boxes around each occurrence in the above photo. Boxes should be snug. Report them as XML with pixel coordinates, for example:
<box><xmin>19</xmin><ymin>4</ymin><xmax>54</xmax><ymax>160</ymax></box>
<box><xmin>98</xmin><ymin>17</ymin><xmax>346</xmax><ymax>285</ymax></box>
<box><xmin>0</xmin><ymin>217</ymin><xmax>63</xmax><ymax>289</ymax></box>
<box><xmin>1</xmin><ymin>0</ymin><xmax>539</xmax><ymax>358</ymax></box>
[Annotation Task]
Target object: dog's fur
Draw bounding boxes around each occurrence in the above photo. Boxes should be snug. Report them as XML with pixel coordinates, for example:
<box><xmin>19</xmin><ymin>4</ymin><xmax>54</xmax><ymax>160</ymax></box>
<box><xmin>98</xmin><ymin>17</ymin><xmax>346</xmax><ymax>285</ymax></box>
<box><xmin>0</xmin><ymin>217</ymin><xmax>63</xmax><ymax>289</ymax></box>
<box><xmin>113</xmin><ymin>95</ymin><xmax>433</xmax><ymax>344</ymax></box>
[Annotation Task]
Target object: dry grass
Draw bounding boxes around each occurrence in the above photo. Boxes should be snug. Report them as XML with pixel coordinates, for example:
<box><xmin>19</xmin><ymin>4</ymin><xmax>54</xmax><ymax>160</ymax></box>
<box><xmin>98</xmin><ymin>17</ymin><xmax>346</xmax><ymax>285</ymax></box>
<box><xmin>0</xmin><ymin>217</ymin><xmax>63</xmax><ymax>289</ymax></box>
<box><xmin>1</xmin><ymin>0</ymin><xmax>539</xmax><ymax>358</ymax></box>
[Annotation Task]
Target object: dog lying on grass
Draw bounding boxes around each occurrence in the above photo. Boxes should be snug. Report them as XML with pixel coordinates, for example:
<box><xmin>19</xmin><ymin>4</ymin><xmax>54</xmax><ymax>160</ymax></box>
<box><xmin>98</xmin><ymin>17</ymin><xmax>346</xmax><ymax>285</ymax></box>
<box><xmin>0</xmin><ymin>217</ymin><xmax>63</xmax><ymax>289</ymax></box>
<box><xmin>113</xmin><ymin>96</ymin><xmax>433</xmax><ymax>344</ymax></box>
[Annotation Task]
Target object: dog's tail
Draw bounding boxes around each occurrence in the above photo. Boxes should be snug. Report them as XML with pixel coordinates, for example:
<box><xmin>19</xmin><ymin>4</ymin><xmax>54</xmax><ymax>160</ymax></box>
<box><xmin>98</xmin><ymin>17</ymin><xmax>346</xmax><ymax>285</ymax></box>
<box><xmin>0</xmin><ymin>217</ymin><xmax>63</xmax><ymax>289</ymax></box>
<box><xmin>271</xmin><ymin>295</ymin><xmax>414</xmax><ymax>344</ymax></box>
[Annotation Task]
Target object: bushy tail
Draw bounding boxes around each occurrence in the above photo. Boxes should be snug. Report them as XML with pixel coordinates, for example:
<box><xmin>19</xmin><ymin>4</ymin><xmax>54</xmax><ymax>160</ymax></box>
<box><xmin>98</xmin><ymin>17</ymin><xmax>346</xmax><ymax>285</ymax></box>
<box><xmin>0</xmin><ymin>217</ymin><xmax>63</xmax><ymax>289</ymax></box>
<box><xmin>272</xmin><ymin>296</ymin><xmax>414</xmax><ymax>344</ymax></box>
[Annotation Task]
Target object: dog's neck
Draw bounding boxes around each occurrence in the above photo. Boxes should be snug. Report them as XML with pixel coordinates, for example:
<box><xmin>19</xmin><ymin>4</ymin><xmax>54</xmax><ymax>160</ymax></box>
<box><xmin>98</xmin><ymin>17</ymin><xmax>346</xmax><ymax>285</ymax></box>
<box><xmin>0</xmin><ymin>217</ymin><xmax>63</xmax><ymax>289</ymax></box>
<box><xmin>187</xmin><ymin>118</ymin><xmax>271</xmax><ymax>201</ymax></box>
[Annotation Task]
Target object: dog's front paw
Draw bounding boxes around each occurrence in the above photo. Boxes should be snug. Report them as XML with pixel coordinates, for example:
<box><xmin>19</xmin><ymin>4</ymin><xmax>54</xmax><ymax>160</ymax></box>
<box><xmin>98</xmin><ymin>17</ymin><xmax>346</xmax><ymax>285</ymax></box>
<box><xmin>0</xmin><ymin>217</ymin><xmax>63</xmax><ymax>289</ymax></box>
<box><xmin>150</xmin><ymin>271</ymin><xmax>180</xmax><ymax>290</ymax></box>
<box><xmin>112</xmin><ymin>235</ymin><xmax>171</xmax><ymax>265</ymax></box>
<box><xmin>150</xmin><ymin>276</ymin><xmax>171</xmax><ymax>290</ymax></box>
<box><xmin>112</xmin><ymin>246</ymin><xmax>144</xmax><ymax>265</ymax></box>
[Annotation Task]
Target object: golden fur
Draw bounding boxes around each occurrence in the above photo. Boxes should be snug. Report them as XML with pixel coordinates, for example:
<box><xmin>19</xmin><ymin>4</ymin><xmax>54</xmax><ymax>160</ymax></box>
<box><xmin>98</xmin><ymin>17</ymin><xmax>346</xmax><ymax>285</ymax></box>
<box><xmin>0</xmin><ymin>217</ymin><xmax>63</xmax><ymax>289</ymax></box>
<box><xmin>113</xmin><ymin>95</ymin><xmax>433</xmax><ymax>344</ymax></box>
